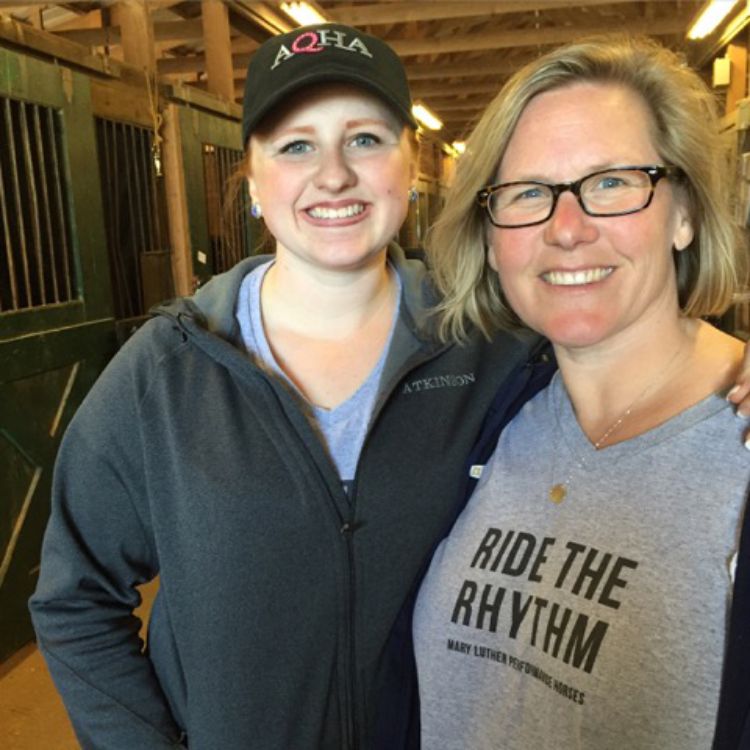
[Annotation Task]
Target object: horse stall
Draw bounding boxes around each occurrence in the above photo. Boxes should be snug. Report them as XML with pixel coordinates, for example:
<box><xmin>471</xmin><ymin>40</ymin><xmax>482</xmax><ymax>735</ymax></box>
<box><xmin>0</xmin><ymin>25</ymin><xmax>250</xmax><ymax>660</ymax></box>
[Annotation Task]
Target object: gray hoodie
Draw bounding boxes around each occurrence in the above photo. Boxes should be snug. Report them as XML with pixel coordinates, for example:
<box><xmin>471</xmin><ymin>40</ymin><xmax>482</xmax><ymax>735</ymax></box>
<box><xmin>29</xmin><ymin>246</ymin><xmax>536</xmax><ymax>750</ymax></box>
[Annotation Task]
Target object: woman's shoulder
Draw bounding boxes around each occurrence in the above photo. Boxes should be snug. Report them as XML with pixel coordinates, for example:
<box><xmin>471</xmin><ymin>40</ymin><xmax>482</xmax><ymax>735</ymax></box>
<box><xmin>693</xmin><ymin>320</ymin><xmax>744</xmax><ymax>396</ymax></box>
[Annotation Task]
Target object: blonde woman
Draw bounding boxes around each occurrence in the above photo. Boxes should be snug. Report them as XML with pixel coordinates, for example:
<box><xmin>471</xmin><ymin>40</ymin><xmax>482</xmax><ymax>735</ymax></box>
<box><xmin>414</xmin><ymin>36</ymin><xmax>750</xmax><ymax>750</ymax></box>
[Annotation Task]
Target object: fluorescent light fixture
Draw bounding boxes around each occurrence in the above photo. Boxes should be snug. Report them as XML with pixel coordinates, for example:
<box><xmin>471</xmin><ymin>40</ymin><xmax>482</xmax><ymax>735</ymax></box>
<box><xmin>412</xmin><ymin>103</ymin><xmax>443</xmax><ymax>131</ymax></box>
<box><xmin>280</xmin><ymin>2</ymin><xmax>328</xmax><ymax>26</ymax></box>
<box><xmin>687</xmin><ymin>0</ymin><xmax>736</xmax><ymax>39</ymax></box>
<box><xmin>452</xmin><ymin>141</ymin><xmax>466</xmax><ymax>155</ymax></box>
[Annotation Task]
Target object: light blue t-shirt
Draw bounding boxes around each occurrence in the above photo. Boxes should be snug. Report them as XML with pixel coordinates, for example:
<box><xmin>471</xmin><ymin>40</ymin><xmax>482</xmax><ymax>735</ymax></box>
<box><xmin>414</xmin><ymin>373</ymin><xmax>749</xmax><ymax>750</ymax></box>
<box><xmin>236</xmin><ymin>261</ymin><xmax>400</xmax><ymax>485</ymax></box>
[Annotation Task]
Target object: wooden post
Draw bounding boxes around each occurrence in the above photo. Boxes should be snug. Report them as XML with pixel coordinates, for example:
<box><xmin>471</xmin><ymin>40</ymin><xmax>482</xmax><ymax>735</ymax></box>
<box><xmin>110</xmin><ymin>0</ymin><xmax>156</xmax><ymax>74</ymax></box>
<box><xmin>162</xmin><ymin>104</ymin><xmax>195</xmax><ymax>297</ymax></box>
<box><xmin>202</xmin><ymin>0</ymin><xmax>235</xmax><ymax>102</ymax></box>
<box><xmin>28</xmin><ymin>6</ymin><xmax>43</xmax><ymax>29</ymax></box>
<box><xmin>726</xmin><ymin>43</ymin><xmax>748</xmax><ymax>116</ymax></box>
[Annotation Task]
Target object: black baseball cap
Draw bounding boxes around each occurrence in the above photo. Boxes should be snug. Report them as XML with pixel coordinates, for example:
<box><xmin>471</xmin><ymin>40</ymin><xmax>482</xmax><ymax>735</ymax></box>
<box><xmin>241</xmin><ymin>23</ymin><xmax>417</xmax><ymax>144</ymax></box>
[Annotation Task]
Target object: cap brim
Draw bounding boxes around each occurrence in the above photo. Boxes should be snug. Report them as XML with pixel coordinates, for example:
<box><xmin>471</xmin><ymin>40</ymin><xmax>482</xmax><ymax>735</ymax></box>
<box><xmin>245</xmin><ymin>63</ymin><xmax>417</xmax><ymax>136</ymax></box>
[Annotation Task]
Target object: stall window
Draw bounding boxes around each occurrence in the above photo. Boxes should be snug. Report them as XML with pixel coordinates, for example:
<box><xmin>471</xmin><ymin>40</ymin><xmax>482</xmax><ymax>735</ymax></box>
<box><xmin>202</xmin><ymin>143</ymin><xmax>252</xmax><ymax>274</ymax></box>
<box><xmin>95</xmin><ymin>117</ymin><xmax>171</xmax><ymax>319</ymax></box>
<box><xmin>0</xmin><ymin>96</ymin><xmax>76</xmax><ymax>313</ymax></box>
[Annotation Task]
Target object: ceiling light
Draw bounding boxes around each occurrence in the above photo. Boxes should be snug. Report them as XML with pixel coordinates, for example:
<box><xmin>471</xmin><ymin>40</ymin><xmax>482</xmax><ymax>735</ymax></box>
<box><xmin>452</xmin><ymin>141</ymin><xmax>466</xmax><ymax>155</ymax></box>
<box><xmin>280</xmin><ymin>2</ymin><xmax>328</xmax><ymax>26</ymax></box>
<box><xmin>412</xmin><ymin>103</ymin><xmax>443</xmax><ymax>131</ymax></box>
<box><xmin>687</xmin><ymin>0</ymin><xmax>737</xmax><ymax>39</ymax></box>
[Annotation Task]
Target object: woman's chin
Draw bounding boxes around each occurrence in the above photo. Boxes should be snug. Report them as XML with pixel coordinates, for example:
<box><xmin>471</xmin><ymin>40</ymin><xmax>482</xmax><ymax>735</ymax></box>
<box><xmin>533</xmin><ymin>313</ymin><xmax>615</xmax><ymax>351</ymax></box>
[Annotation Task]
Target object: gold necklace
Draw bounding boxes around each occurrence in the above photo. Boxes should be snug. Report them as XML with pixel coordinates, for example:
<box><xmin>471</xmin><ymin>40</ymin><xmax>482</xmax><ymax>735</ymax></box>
<box><xmin>548</xmin><ymin>403</ymin><xmax>637</xmax><ymax>504</ymax></box>
<box><xmin>548</xmin><ymin>344</ymin><xmax>685</xmax><ymax>505</ymax></box>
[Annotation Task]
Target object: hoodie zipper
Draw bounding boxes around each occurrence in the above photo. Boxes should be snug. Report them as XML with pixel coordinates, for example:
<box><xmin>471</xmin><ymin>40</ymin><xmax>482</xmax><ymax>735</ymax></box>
<box><xmin>174</xmin><ymin>309</ymin><xmax>362</xmax><ymax>747</ymax></box>
<box><xmin>340</xmin><ymin>518</ymin><xmax>358</xmax><ymax>749</ymax></box>
<box><xmin>339</xmin><ymin>344</ymin><xmax>452</xmax><ymax>749</ymax></box>
<box><xmin>170</xmin><ymin>306</ymin><xmax>451</xmax><ymax>750</ymax></box>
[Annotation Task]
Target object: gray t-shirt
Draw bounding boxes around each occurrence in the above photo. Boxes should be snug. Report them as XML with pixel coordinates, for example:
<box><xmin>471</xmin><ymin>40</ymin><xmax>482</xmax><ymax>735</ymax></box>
<box><xmin>414</xmin><ymin>373</ymin><xmax>748</xmax><ymax>750</ymax></box>
<box><xmin>236</xmin><ymin>261</ymin><xmax>400</xmax><ymax>484</ymax></box>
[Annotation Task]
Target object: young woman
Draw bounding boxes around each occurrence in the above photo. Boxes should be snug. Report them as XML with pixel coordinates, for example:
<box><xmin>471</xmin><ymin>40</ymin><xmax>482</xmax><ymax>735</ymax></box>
<box><xmin>28</xmin><ymin>24</ymin><xmax>541</xmax><ymax>750</ymax></box>
<box><xmin>414</xmin><ymin>36</ymin><xmax>750</xmax><ymax>750</ymax></box>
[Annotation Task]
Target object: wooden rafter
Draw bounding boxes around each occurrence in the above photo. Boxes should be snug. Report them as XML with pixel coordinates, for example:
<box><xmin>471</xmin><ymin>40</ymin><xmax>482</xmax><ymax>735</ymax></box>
<box><xmin>0</xmin><ymin>0</ymin><xmax>710</xmax><ymax>144</ymax></box>
<box><xmin>323</xmin><ymin>0</ymin><xmax>648</xmax><ymax>27</ymax></box>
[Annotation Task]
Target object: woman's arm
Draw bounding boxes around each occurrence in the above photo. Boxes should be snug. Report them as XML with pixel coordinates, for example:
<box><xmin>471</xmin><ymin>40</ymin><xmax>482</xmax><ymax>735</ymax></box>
<box><xmin>29</xmin><ymin>348</ymin><xmax>185</xmax><ymax>749</ymax></box>
<box><xmin>727</xmin><ymin>340</ymin><xmax>750</xmax><ymax>439</ymax></box>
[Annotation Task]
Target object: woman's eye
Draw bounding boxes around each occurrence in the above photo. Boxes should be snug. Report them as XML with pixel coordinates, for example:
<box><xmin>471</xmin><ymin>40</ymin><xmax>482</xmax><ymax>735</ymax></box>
<box><xmin>509</xmin><ymin>186</ymin><xmax>545</xmax><ymax>203</ymax></box>
<box><xmin>280</xmin><ymin>140</ymin><xmax>312</xmax><ymax>155</ymax></box>
<box><xmin>350</xmin><ymin>133</ymin><xmax>381</xmax><ymax>148</ymax></box>
<box><xmin>595</xmin><ymin>175</ymin><xmax>627</xmax><ymax>190</ymax></box>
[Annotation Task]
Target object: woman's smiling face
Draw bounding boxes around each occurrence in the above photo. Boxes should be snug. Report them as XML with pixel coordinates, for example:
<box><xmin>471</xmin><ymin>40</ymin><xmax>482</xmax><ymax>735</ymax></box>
<box><xmin>487</xmin><ymin>82</ymin><xmax>694</xmax><ymax>352</ymax></box>
<box><xmin>248</xmin><ymin>83</ymin><xmax>416</xmax><ymax>274</ymax></box>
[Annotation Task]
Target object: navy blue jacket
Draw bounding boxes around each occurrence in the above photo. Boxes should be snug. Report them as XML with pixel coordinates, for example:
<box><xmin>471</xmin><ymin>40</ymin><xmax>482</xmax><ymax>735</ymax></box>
<box><xmin>376</xmin><ymin>341</ymin><xmax>750</xmax><ymax>750</ymax></box>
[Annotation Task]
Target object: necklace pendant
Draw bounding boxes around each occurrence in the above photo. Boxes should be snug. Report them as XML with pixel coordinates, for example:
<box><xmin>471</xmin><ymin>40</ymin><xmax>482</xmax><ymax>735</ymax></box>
<box><xmin>549</xmin><ymin>483</ymin><xmax>567</xmax><ymax>504</ymax></box>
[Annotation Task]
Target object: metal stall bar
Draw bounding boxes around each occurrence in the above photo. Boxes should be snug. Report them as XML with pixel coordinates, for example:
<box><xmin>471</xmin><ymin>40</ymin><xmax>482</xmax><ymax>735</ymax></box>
<box><xmin>104</xmin><ymin>119</ymin><xmax>129</xmax><ymax>316</ymax></box>
<box><xmin>204</xmin><ymin>144</ymin><xmax>249</xmax><ymax>275</ymax></box>
<box><xmin>219</xmin><ymin>147</ymin><xmax>229</xmax><ymax>269</ymax></box>
<box><xmin>4</xmin><ymin>98</ymin><xmax>32</xmax><ymax>308</ymax></box>
<box><xmin>19</xmin><ymin>101</ymin><xmax>46</xmax><ymax>305</ymax></box>
<box><xmin>129</xmin><ymin>123</ymin><xmax>149</xmax><ymax>256</ymax></box>
<box><xmin>149</xmin><ymin>131</ymin><xmax>166</xmax><ymax>252</ymax></box>
<box><xmin>201</xmin><ymin>144</ymin><xmax>220</xmax><ymax>272</ymax></box>
<box><xmin>214</xmin><ymin>146</ymin><xmax>226</xmax><ymax>271</ymax></box>
<box><xmin>216</xmin><ymin>146</ymin><xmax>228</xmax><ymax>271</ymax></box>
<box><xmin>138</xmin><ymin>128</ymin><xmax>156</xmax><ymax>252</ymax></box>
<box><xmin>0</xmin><ymin>104</ymin><xmax>18</xmax><ymax>311</ymax></box>
<box><xmin>223</xmin><ymin>147</ymin><xmax>239</xmax><ymax>269</ymax></box>
<box><xmin>46</xmin><ymin>108</ymin><xmax>73</xmax><ymax>302</ymax></box>
<box><xmin>33</xmin><ymin>104</ymin><xmax>60</xmax><ymax>304</ymax></box>
<box><xmin>124</xmin><ymin>123</ymin><xmax>144</xmax><ymax>313</ymax></box>
<box><xmin>236</xmin><ymin>151</ymin><xmax>250</xmax><ymax>259</ymax></box>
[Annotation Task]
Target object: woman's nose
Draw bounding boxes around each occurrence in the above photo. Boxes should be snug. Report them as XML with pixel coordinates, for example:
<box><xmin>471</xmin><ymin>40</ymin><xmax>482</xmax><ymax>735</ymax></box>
<box><xmin>543</xmin><ymin>190</ymin><xmax>599</xmax><ymax>249</ymax></box>
<box><xmin>313</xmin><ymin>149</ymin><xmax>356</xmax><ymax>192</ymax></box>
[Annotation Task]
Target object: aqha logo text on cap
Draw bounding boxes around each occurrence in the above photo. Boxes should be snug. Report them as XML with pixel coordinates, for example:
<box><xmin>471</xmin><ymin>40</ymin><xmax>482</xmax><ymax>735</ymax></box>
<box><xmin>271</xmin><ymin>28</ymin><xmax>373</xmax><ymax>70</ymax></box>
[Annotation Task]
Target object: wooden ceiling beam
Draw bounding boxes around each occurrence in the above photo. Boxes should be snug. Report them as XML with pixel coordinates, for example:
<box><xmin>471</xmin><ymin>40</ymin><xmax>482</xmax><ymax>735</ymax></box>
<box><xmin>53</xmin><ymin>18</ymin><xmax>205</xmax><ymax>46</ymax></box>
<box><xmin>50</xmin><ymin>25</ymin><xmax>118</xmax><ymax>45</ymax></box>
<box><xmin>145</xmin><ymin>18</ymin><xmax>204</xmax><ymax>42</ymax></box>
<box><xmin>406</xmin><ymin>56</ymin><xmax>528</xmax><ymax>80</ymax></box>
<box><xmin>426</xmin><ymin>99</ymin><xmax>489</xmax><ymax>112</ymax></box>
<box><xmin>0</xmin><ymin>11</ymin><xmax>171</xmax><ymax>89</ymax></box>
<box><xmin>0</xmin><ymin>11</ymin><xmax>119</xmax><ymax>75</ymax></box>
<box><xmin>53</xmin><ymin>4</ymin><xmax>282</xmax><ymax>50</ymax></box>
<box><xmin>46</xmin><ymin>7</ymin><xmax>103</xmax><ymax>32</ymax></box>
<box><xmin>202</xmin><ymin>46</ymin><xmax>527</xmax><ymax>83</ymax></box>
<box><xmin>226</xmin><ymin>1</ymin><xmax>291</xmax><ymax>39</ymax></box>
<box><xmin>412</xmin><ymin>80</ymin><xmax>508</xmax><ymax>97</ymax></box>
<box><xmin>389</xmin><ymin>15</ymin><xmax>693</xmax><ymax>56</ymax></box>
<box><xmin>438</xmin><ymin>120</ymin><xmax>482</xmax><ymax>135</ymax></box>
<box><xmin>326</xmin><ymin>0</ymin><xmax>645</xmax><ymax>27</ymax></box>
<box><xmin>158</xmin><ymin>49</ymin><xmax>254</xmax><ymax>75</ymax></box>
<box><xmin>0</xmin><ymin>6</ymin><xmax>36</xmax><ymax>16</ymax></box>
<box><xmin>431</xmin><ymin>116</ymin><xmax>483</xmax><ymax>132</ymax></box>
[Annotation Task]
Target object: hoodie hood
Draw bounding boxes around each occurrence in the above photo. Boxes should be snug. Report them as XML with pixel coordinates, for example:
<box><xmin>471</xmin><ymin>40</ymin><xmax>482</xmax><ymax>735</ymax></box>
<box><xmin>153</xmin><ymin>244</ymin><xmax>441</xmax><ymax>349</ymax></box>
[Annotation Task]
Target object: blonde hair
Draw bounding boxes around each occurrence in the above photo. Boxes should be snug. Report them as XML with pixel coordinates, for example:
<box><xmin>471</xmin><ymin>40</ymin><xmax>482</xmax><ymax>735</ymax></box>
<box><xmin>429</xmin><ymin>35</ymin><xmax>746</xmax><ymax>341</ymax></box>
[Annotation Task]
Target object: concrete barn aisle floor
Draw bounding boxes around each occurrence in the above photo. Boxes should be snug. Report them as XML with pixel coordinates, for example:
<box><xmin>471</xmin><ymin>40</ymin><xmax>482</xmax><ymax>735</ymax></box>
<box><xmin>1</xmin><ymin>580</ymin><xmax>158</xmax><ymax>749</ymax></box>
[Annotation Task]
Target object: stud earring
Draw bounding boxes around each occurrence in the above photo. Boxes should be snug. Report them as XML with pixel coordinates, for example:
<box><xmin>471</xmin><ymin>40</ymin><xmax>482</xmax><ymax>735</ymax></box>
<box><xmin>250</xmin><ymin>202</ymin><xmax>263</xmax><ymax>219</ymax></box>
<box><xmin>408</xmin><ymin>186</ymin><xmax>418</xmax><ymax>203</ymax></box>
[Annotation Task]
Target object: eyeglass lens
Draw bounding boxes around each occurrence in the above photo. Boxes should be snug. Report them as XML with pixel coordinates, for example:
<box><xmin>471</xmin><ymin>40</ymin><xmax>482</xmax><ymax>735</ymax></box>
<box><xmin>489</xmin><ymin>168</ymin><xmax>657</xmax><ymax>227</ymax></box>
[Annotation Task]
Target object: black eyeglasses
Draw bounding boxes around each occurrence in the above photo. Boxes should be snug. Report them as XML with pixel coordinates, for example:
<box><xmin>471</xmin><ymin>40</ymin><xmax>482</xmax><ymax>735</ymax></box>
<box><xmin>476</xmin><ymin>165</ymin><xmax>684</xmax><ymax>228</ymax></box>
